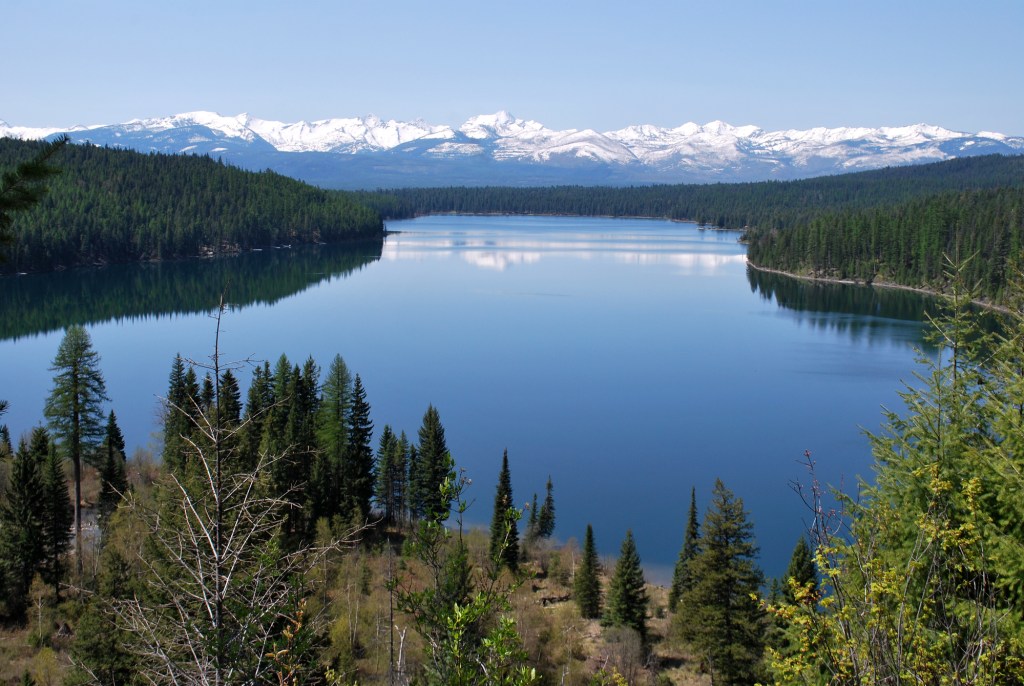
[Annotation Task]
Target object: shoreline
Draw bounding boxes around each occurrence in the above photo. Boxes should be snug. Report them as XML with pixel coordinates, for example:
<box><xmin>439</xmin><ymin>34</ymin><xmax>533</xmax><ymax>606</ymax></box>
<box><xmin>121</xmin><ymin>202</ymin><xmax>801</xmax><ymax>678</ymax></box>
<box><xmin>745</xmin><ymin>259</ymin><xmax>1016</xmax><ymax>315</ymax></box>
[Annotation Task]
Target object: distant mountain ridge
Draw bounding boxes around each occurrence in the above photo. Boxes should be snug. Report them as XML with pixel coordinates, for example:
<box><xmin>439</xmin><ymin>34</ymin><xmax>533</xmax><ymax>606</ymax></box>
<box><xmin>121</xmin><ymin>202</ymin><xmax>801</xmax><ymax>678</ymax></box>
<box><xmin>3</xmin><ymin>111</ymin><xmax>1022</xmax><ymax>189</ymax></box>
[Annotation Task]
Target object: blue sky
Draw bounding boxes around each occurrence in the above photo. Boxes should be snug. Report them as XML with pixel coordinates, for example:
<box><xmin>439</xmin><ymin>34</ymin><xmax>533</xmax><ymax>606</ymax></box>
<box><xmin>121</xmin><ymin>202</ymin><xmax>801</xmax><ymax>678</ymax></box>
<box><xmin>3</xmin><ymin>0</ymin><xmax>1022</xmax><ymax>134</ymax></box>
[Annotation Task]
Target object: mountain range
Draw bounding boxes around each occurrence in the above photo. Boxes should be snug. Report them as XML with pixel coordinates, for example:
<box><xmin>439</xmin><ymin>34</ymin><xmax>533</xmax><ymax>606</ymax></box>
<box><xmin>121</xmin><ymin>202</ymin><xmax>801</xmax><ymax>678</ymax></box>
<box><xmin>2</xmin><ymin>111</ymin><xmax>1022</xmax><ymax>189</ymax></box>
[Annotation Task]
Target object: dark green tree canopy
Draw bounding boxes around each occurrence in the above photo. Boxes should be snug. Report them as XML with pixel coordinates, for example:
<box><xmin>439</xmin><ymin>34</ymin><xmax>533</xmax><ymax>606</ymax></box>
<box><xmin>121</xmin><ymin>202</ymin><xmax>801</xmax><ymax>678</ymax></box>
<box><xmin>574</xmin><ymin>523</ymin><xmax>602</xmax><ymax>619</ymax></box>
<box><xmin>489</xmin><ymin>449</ymin><xmax>519</xmax><ymax>571</ymax></box>
<box><xmin>603</xmin><ymin>529</ymin><xmax>648</xmax><ymax>640</ymax></box>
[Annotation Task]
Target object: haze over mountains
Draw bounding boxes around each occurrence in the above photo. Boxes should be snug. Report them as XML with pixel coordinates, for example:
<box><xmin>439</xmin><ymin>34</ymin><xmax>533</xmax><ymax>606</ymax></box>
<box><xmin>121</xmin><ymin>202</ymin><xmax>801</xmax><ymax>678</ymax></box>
<box><xmin>2</xmin><ymin>111</ymin><xmax>1022</xmax><ymax>189</ymax></box>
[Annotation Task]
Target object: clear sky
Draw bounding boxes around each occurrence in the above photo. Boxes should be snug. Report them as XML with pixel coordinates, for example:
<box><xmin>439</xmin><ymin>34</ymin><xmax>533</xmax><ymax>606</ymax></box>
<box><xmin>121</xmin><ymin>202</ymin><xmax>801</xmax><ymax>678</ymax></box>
<box><xmin>3</xmin><ymin>0</ymin><xmax>1022</xmax><ymax>135</ymax></box>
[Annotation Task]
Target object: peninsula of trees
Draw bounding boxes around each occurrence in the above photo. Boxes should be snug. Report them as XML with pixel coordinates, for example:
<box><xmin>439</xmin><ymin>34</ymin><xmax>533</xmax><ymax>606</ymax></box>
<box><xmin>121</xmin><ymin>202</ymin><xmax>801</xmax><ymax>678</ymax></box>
<box><xmin>0</xmin><ymin>138</ymin><xmax>383</xmax><ymax>274</ymax></box>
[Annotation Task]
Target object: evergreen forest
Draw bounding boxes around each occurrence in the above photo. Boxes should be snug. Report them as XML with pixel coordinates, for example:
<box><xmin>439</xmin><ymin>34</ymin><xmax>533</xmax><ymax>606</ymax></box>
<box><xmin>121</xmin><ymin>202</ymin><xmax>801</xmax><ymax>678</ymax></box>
<box><xmin>4</xmin><ymin>141</ymin><xmax>1024</xmax><ymax>683</ymax></box>
<box><xmin>0</xmin><ymin>138</ymin><xmax>383</xmax><ymax>274</ymax></box>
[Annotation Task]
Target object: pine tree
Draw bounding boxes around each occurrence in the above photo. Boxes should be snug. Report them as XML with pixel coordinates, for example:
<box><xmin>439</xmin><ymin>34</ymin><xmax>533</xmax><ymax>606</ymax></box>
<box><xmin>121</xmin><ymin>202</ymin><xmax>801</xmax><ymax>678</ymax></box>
<box><xmin>342</xmin><ymin>374</ymin><xmax>374</xmax><ymax>520</ymax></box>
<box><xmin>40</xmin><ymin>432</ymin><xmax>72</xmax><ymax>600</ymax></box>
<box><xmin>668</xmin><ymin>487</ymin><xmax>700</xmax><ymax>612</ymax></box>
<box><xmin>0</xmin><ymin>434</ymin><xmax>45</xmax><ymax>617</ymax></box>
<box><xmin>98</xmin><ymin>411</ymin><xmax>126</xmax><ymax>511</ymax></box>
<box><xmin>0</xmin><ymin>135</ymin><xmax>67</xmax><ymax>255</ymax></box>
<box><xmin>238</xmin><ymin>360</ymin><xmax>272</xmax><ymax>471</ymax></box>
<box><xmin>316</xmin><ymin>353</ymin><xmax>352</xmax><ymax>463</ymax></box>
<box><xmin>526</xmin><ymin>492</ymin><xmax>539</xmax><ymax>541</ymax></box>
<box><xmin>783</xmin><ymin>536</ymin><xmax>816</xmax><ymax>605</ymax></box>
<box><xmin>44</xmin><ymin>325</ymin><xmax>109</xmax><ymax>576</ymax></box>
<box><xmin>603</xmin><ymin>530</ymin><xmax>648</xmax><ymax>640</ymax></box>
<box><xmin>677</xmin><ymin>479</ymin><xmax>764</xmax><ymax>685</ymax></box>
<box><xmin>536</xmin><ymin>476</ymin><xmax>555</xmax><ymax>539</ymax></box>
<box><xmin>489</xmin><ymin>449</ymin><xmax>519</xmax><ymax>571</ymax></box>
<box><xmin>163</xmin><ymin>354</ymin><xmax>193</xmax><ymax>473</ymax></box>
<box><xmin>97</xmin><ymin>431</ymin><xmax>129</xmax><ymax>531</ymax></box>
<box><xmin>574</xmin><ymin>524</ymin><xmax>602</xmax><ymax>619</ymax></box>
<box><xmin>411</xmin><ymin>404</ymin><xmax>450</xmax><ymax>521</ymax></box>
<box><xmin>374</xmin><ymin>425</ymin><xmax>408</xmax><ymax>527</ymax></box>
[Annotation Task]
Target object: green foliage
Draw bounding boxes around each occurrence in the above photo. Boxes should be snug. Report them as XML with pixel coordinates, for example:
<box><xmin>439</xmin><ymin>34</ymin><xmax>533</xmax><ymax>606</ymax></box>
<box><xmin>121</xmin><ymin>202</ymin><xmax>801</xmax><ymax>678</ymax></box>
<box><xmin>0</xmin><ymin>137</ymin><xmax>382</xmax><ymax>274</ymax></box>
<box><xmin>396</xmin><ymin>465</ymin><xmax>536</xmax><ymax>686</ymax></box>
<box><xmin>375</xmin><ymin>425</ymin><xmax>409</xmax><ymax>527</ymax></box>
<box><xmin>536</xmin><ymin>476</ymin><xmax>555</xmax><ymax>539</ymax></box>
<box><xmin>574</xmin><ymin>524</ymin><xmax>602</xmax><ymax>619</ymax></box>
<box><xmin>39</xmin><ymin>435</ymin><xmax>72</xmax><ymax>600</ymax></box>
<box><xmin>765</xmin><ymin>265</ymin><xmax>1024</xmax><ymax>683</ymax></box>
<box><xmin>0</xmin><ymin>433</ymin><xmax>45</xmax><ymax>617</ymax></box>
<box><xmin>342</xmin><ymin>374</ymin><xmax>375</xmax><ymax>520</ymax></box>
<box><xmin>782</xmin><ymin>536</ymin><xmax>816</xmax><ymax>606</ymax></box>
<box><xmin>667</xmin><ymin>486</ymin><xmax>700</xmax><ymax>613</ymax></box>
<box><xmin>98</xmin><ymin>411</ymin><xmax>128</xmax><ymax>530</ymax></box>
<box><xmin>676</xmin><ymin>479</ymin><xmax>764</xmax><ymax>685</ymax></box>
<box><xmin>490</xmin><ymin>449</ymin><xmax>520</xmax><ymax>571</ymax></box>
<box><xmin>0</xmin><ymin>135</ymin><xmax>67</xmax><ymax>257</ymax></box>
<box><xmin>603</xmin><ymin>530</ymin><xmax>648</xmax><ymax>641</ymax></box>
<box><xmin>410</xmin><ymin>404</ymin><xmax>451</xmax><ymax>521</ymax></box>
<box><xmin>44</xmin><ymin>324</ymin><xmax>108</xmax><ymax>576</ymax></box>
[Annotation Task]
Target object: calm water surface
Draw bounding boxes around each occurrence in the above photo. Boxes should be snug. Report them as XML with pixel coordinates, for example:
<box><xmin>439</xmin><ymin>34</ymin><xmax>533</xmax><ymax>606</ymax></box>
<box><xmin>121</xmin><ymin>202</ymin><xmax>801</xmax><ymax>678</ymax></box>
<box><xmin>0</xmin><ymin>215</ymin><xmax>933</xmax><ymax>580</ymax></box>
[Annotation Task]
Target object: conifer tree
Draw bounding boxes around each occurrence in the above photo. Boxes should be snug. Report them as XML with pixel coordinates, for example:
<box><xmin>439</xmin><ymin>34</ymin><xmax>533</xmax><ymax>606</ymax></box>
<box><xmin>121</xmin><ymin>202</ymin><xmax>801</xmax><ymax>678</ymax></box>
<box><xmin>97</xmin><ymin>424</ymin><xmax>129</xmax><ymax>532</ymax></box>
<box><xmin>238</xmin><ymin>360</ymin><xmax>272</xmax><ymax>471</ymax></box>
<box><xmin>603</xmin><ymin>529</ymin><xmax>648</xmax><ymax>640</ymax></box>
<box><xmin>668</xmin><ymin>487</ymin><xmax>700</xmax><ymax>612</ymax></box>
<box><xmin>410</xmin><ymin>404</ymin><xmax>449</xmax><ymax>520</ymax></box>
<box><xmin>163</xmin><ymin>355</ymin><xmax>203</xmax><ymax>473</ymax></box>
<box><xmin>374</xmin><ymin>425</ymin><xmax>408</xmax><ymax>526</ymax></box>
<box><xmin>677</xmin><ymin>479</ymin><xmax>764</xmax><ymax>685</ymax></box>
<box><xmin>574</xmin><ymin>524</ymin><xmax>602</xmax><ymax>619</ymax></box>
<box><xmin>44</xmin><ymin>324</ymin><xmax>108</xmax><ymax>576</ymax></box>
<box><xmin>0</xmin><ymin>135</ymin><xmax>67</xmax><ymax>255</ymax></box>
<box><xmin>0</xmin><ymin>434</ymin><xmax>45</xmax><ymax>616</ymax></box>
<box><xmin>783</xmin><ymin>536</ymin><xmax>816</xmax><ymax>605</ymax></box>
<box><xmin>489</xmin><ymin>449</ymin><xmax>519</xmax><ymax>571</ymax></box>
<box><xmin>536</xmin><ymin>476</ymin><xmax>555</xmax><ymax>538</ymax></box>
<box><xmin>342</xmin><ymin>374</ymin><xmax>374</xmax><ymax>520</ymax></box>
<box><xmin>40</xmin><ymin>432</ymin><xmax>72</xmax><ymax>600</ymax></box>
<box><xmin>526</xmin><ymin>492</ymin><xmax>539</xmax><ymax>541</ymax></box>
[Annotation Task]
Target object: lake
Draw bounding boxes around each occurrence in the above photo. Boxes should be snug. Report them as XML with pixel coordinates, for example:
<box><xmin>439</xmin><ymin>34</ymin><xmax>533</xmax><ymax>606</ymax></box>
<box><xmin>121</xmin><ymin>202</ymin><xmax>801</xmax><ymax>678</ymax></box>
<box><xmin>0</xmin><ymin>215</ymin><xmax>935</xmax><ymax>581</ymax></box>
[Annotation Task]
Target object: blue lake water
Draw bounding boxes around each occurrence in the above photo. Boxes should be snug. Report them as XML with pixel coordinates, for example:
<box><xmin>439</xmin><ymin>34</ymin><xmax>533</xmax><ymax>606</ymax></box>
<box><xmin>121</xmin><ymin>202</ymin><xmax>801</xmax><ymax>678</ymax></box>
<box><xmin>0</xmin><ymin>215</ymin><xmax>934</xmax><ymax>582</ymax></box>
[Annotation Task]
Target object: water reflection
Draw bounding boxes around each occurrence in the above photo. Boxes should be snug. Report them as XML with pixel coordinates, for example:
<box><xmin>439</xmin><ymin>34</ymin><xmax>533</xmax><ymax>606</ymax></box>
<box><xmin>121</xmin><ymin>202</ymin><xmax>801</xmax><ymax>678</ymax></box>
<box><xmin>747</xmin><ymin>266</ymin><xmax>935</xmax><ymax>350</ymax></box>
<box><xmin>0</xmin><ymin>239</ymin><xmax>383</xmax><ymax>341</ymax></box>
<box><xmin>384</xmin><ymin>230</ymin><xmax>746</xmax><ymax>274</ymax></box>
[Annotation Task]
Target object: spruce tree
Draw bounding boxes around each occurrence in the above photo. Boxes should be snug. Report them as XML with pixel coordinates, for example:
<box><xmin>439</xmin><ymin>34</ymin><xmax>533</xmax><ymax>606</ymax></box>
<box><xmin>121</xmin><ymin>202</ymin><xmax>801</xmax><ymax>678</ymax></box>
<box><xmin>668</xmin><ymin>487</ymin><xmax>700</xmax><ymax>612</ymax></box>
<box><xmin>342</xmin><ymin>374</ymin><xmax>375</xmax><ymax>520</ymax></box>
<box><xmin>411</xmin><ymin>404</ymin><xmax>449</xmax><ymax>520</ymax></box>
<box><xmin>783</xmin><ymin>536</ymin><xmax>816</xmax><ymax>605</ymax></box>
<box><xmin>98</xmin><ymin>411</ymin><xmax>128</xmax><ymax>527</ymax></box>
<box><xmin>677</xmin><ymin>479</ymin><xmax>764</xmax><ymax>685</ymax></box>
<box><xmin>0</xmin><ymin>434</ymin><xmax>45</xmax><ymax>616</ymax></box>
<box><xmin>536</xmin><ymin>476</ymin><xmax>555</xmax><ymax>539</ymax></box>
<box><xmin>40</xmin><ymin>432</ymin><xmax>72</xmax><ymax>600</ymax></box>
<box><xmin>603</xmin><ymin>529</ymin><xmax>648</xmax><ymax>640</ymax></box>
<box><xmin>574</xmin><ymin>524</ymin><xmax>602</xmax><ymax>619</ymax></box>
<box><xmin>526</xmin><ymin>492</ymin><xmax>539</xmax><ymax>541</ymax></box>
<box><xmin>238</xmin><ymin>360</ymin><xmax>272</xmax><ymax>471</ymax></box>
<box><xmin>44</xmin><ymin>325</ymin><xmax>109</xmax><ymax>576</ymax></box>
<box><xmin>489</xmin><ymin>449</ymin><xmax>519</xmax><ymax>571</ymax></box>
<box><xmin>0</xmin><ymin>135</ymin><xmax>67</xmax><ymax>255</ymax></box>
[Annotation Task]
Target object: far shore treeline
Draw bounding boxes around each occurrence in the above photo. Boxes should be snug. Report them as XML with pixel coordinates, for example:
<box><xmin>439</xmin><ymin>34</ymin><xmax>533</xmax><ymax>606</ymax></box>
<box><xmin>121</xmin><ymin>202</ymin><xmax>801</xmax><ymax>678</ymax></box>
<box><xmin>4</xmin><ymin>136</ymin><xmax>1024</xmax><ymax>303</ymax></box>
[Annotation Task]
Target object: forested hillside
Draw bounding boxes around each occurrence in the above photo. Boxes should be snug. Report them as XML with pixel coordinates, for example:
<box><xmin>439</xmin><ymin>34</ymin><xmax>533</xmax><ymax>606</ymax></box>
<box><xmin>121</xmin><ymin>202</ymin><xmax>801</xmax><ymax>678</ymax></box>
<box><xmin>363</xmin><ymin>154</ymin><xmax>1024</xmax><ymax>230</ymax></box>
<box><xmin>745</xmin><ymin>186</ymin><xmax>1024</xmax><ymax>300</ymax></box>
<box><xmin>0</xmin><ymin>138</ymin><xmax>383</xmax><ymax>274</ymax></box>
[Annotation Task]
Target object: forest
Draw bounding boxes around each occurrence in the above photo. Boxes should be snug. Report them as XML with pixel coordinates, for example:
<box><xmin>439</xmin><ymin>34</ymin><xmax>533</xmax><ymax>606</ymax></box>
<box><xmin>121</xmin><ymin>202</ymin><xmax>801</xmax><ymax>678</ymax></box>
<box><xmin>0</xmin><ymin>138</ymin><xmax>383</xmax><ymax>274</ymax></box>
<box><xmin>4</xmin><ymin>139</ymin><xmax>1024</xmax><ymax>684</ymax></box>
<box><xmin>4</xmin><ymin>273</ymin><xmax>1024</xmax><ymax>685</ymax></box>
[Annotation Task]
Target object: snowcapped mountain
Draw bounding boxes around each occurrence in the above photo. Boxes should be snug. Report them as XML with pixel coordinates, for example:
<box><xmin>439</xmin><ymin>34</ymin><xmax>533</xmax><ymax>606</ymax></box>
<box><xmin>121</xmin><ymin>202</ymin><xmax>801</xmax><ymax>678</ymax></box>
<box><xmin>2</xmin><ymin>111</ymin><xmax>1021</xmax><ymax>189</ymax></box>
